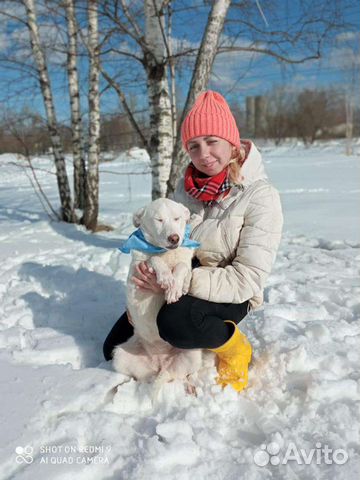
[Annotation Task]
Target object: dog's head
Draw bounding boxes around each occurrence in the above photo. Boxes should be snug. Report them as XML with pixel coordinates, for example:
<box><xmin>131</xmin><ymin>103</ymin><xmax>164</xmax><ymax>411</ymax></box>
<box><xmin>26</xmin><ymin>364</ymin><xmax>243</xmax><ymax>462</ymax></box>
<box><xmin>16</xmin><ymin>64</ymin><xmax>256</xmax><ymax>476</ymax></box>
<box><xmin>133</xmin><ymin>198</ymin><xmax>190</xmax><ymax>250</ymax></box>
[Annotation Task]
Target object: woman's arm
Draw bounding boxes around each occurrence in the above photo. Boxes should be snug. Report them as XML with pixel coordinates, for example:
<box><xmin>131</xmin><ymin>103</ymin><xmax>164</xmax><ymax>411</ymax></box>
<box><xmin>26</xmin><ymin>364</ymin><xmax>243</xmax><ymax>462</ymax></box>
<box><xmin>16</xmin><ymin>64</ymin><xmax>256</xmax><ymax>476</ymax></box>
<box><xmin>189</xmin><ymin>184</ymin><xmax>283</xmax><ymax>303</ymax></box>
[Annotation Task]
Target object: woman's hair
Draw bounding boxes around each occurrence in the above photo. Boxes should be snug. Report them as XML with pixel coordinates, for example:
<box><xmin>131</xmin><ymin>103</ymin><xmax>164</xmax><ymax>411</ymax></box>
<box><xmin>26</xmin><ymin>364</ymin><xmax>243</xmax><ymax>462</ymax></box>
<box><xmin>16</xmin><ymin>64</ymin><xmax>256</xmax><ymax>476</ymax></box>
<box><xmin>228</xmin><ymin>144</ymin><xmax>247</xmax><ymax>184</ymax></box>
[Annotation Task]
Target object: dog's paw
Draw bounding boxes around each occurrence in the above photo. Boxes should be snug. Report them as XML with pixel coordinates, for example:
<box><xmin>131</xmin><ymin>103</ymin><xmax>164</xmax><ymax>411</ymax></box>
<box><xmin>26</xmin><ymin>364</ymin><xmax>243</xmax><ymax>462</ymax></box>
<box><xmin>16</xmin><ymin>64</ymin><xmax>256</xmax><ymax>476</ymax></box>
<box><xmin>166</xmin><ymin>278</ymin><xmax>189</xmax><ymax>303</ymax></box>
<box><xmin>182</xmin><ymin>273</ymin><xmax>191</xmax><ymax>295</ymax></box>
<box><xmin>182</xmin><ymin>284</ymin><xmax>190</xmax><ymax>296</ymax></box>
<box><xmin>165</xmin><ymin>282</ymin><xmax>183</xmax><ymax>304</ymax></box>
<box><xmin>156</xmin><ymin>270</ymin><xmax>175</xmax><ymax>290</ymax></box>
<box><xmin>184</xmin><ymin>382</ymin><xmax>197</xmax><ymax>397</ymax></box>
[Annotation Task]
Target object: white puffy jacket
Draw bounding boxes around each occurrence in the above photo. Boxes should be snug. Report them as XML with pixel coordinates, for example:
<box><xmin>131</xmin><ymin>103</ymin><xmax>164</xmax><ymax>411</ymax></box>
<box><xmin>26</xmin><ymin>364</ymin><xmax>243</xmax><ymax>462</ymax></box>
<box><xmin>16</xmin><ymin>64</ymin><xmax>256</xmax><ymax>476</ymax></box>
<box><xmin>173</xmin><ymin>141</ymin><xmax>283</xmax><ymax>309</ymax></box>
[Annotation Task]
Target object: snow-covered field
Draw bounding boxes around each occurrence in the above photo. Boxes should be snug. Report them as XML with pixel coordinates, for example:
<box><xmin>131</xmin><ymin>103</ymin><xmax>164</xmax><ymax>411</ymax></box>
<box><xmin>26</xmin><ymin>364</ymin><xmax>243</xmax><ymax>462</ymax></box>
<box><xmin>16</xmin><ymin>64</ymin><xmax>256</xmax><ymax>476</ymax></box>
<box><xmin>0</xmin><ymin>141</ymin><xmax>359</xmax><ymax>480</ymax></box>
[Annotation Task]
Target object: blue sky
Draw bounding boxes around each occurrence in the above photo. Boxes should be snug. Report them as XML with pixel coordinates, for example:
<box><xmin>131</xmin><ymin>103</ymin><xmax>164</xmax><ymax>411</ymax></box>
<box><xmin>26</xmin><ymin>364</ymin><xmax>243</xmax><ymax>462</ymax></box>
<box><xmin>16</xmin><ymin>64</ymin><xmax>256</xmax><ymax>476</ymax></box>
<box><xmin>0</xmin><ymin>0</ymin><xmax>359</xmax><ymax>124</ymax></box>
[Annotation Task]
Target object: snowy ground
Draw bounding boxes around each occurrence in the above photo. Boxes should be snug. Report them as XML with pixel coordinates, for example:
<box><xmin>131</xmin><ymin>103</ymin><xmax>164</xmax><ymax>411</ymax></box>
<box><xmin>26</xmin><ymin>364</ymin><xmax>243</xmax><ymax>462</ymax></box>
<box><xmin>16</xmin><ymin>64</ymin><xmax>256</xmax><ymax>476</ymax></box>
<box><xmin>0</xmin><ymin>141</ymin><xmax>359</xmax><ymax>479</ymax></box>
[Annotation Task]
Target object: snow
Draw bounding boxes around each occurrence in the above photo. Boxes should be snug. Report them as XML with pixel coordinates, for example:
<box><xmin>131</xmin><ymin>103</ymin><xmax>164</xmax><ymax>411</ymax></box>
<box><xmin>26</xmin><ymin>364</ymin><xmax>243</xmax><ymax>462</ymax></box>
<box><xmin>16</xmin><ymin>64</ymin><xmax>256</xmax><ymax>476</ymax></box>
<box><xmin>0</xmin><ymin>141</ymin><xmax>359</xmax><ymax>479</ymax></box>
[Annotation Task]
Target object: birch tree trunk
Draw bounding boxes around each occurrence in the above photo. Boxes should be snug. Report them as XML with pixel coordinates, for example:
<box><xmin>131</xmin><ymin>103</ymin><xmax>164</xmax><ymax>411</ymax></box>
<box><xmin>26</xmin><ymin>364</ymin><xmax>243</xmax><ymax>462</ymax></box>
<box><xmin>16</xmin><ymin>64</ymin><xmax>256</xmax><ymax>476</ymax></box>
<box><xmin>166</xmin><ymin>0</ymin><xmax>231</xmax><ymax>196</ymax></box>
<box><xmin>64</xmin><ymin>0</ymin><xmax>87</xmax><ymax>210</ymax></box>
<box><xmin>144</xmin><ymin>0</ymin><xmax>173</xmax><ymax>199</ymax></box>
<box><xmin>23</xmin><ymin>0</ymin><xmax>75</xmax><ymax>222</ymax></box>
<box><xmin>167</xmin><ymin>2</ymin><xmax>177</xmax><ymax>148</ymax></box>
<box><xmin>83</xmin><ymin>0</ymin><xmax>100</xmax><ymax>231</ymax></box>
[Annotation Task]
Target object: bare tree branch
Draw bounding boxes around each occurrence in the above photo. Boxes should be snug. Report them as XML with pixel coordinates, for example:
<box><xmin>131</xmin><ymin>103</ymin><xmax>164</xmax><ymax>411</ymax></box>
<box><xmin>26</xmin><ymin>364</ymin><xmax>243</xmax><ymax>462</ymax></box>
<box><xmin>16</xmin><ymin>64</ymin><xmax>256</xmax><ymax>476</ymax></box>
<box><xmin>100</xmin><ymin>2</ymin><xmax>150</xmax><ymax>57</ymax></box>
<box><xmin>217</xmin><ymin>46</ymin><xmax>320</xmax><ymax>64</ymax></box>
<box><xmin>119</xmin><ymin>0</ymin><xmax>144</xmax><ymax>41</ymax></box>
<box><xmin>100</xmin><ymin>67</ymin><xmax>149</xmax><ymax>148</ymax></box>
<box><xmin>100</xmin><ymin>47</ymin><xmax>144</xmax><ymax>63</ymax></box>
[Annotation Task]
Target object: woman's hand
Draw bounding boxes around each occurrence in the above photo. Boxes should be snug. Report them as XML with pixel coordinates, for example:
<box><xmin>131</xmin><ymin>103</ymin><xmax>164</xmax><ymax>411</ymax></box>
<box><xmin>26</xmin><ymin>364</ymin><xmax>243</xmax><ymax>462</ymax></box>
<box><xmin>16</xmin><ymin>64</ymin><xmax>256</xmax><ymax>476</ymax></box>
<box><xmin>132</xmin><ymin>261</ymin><xmax>165</xmax><ymax>294</ymax></box>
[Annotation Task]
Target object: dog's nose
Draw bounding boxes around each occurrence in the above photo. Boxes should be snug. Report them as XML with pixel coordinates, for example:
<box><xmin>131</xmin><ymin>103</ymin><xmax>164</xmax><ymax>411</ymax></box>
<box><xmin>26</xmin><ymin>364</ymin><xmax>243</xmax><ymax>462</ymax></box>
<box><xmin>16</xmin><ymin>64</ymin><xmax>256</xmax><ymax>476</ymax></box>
<box><xmin>168</xmin><ymin>234</ymin><xmax>180</xmax><ymax>245</ymax></box>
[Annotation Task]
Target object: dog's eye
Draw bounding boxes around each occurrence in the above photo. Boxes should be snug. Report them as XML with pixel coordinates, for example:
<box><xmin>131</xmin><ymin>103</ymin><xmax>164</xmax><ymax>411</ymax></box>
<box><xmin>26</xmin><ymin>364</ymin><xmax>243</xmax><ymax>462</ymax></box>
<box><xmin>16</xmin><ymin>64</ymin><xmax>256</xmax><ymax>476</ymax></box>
<box><xmin>155</xmin><ymin>218</ymin><xmax>163</xmax><ymax>223</ymax></box>
<box><xmin>174</xmin><ymin>217</ymin><xmax>180</xmax><ymax>221</ymax></box>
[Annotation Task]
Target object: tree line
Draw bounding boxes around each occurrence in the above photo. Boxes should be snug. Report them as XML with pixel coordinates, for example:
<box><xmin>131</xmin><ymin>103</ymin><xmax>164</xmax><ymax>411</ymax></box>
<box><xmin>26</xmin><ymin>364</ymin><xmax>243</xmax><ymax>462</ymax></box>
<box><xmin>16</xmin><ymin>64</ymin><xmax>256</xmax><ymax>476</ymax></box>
<box><xmin>248</xmin><ymin>87</ymin><xmax>360</xmax><ymax>150</ymax></box>
<box><xmin>2</xmin><ymin>86</ymin><xmax>359</xmax><ymax>158</ymax></box>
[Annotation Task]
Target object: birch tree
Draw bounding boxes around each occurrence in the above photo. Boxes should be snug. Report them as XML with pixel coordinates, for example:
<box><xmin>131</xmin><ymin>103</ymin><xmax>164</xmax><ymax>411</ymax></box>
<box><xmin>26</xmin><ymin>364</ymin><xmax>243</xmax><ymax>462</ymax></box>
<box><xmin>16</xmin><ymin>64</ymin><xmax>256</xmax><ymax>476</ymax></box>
<box><xmin>144</xmin><ymin>0</ymin><xmax>173</xmax><ymax>198</ymax></box>
<box><xmin>167</xmin><ymin>2</ymin><xmax>177</xmax><ymax>148</ymax></box>
<box><xmin>166</xmin><ymin>0</ymin><xmax>232</xmax><ymax>195</ymax></box>
<box><xmin>100</xmin><ymin>0</ymin><xmax>174</xmax><ymax>199</ymax></box>
<box><xmin>64</xmin><ymin>0</ymin><xmax>86</xmax><ymax>210</ymax></box>
<box><xmin>23</xmin><ymin>0</ymin><xmax>75</xmax><ymax>222</ymax></box>
<box><xmin>83</xmin><ymin>0</ymin><xmax>100</xmax><ymax>231</ymax></box>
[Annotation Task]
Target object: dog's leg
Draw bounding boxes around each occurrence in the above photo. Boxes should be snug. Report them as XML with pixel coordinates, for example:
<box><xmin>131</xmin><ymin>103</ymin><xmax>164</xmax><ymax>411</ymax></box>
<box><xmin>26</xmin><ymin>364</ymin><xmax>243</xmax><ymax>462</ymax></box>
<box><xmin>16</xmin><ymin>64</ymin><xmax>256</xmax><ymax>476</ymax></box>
<box><xmin>148</xmin><ymin>256</ymin><xmax>174</xmax><ymax>290</ymax></box>
<box><xmin>165</xmin><ymin>262</ymin><xmax>191</xmax><ymax>304</ymax></box>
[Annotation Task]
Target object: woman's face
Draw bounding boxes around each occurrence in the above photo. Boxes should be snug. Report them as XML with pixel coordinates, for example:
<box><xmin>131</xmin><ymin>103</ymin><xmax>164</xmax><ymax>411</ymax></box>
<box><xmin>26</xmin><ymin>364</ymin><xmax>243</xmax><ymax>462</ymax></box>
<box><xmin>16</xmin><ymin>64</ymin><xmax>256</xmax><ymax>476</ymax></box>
<box><xmin>187</xmin><ymin>136</ymin><xmax>233</xmax><ymax>176</ymax></box>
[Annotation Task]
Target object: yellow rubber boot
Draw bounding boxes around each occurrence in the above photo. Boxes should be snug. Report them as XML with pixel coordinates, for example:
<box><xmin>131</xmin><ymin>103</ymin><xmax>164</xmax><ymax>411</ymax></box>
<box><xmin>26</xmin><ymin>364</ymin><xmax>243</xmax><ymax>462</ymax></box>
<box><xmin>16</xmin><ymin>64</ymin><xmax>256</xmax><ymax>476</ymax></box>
<box><xmin>210</xmin><ymin>321</ymin><xmax>252</xmax><ymax>392</ymax></box>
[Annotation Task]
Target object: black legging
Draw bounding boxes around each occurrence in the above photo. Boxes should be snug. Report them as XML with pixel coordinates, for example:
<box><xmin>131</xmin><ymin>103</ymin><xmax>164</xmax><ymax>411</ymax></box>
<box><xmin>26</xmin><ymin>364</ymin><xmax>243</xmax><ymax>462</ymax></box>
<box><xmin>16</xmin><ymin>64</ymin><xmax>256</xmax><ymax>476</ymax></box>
<box><xmin>103</xmin><ymin>295</ymin><xmax>249</xmax><ymax>361</ymax></box>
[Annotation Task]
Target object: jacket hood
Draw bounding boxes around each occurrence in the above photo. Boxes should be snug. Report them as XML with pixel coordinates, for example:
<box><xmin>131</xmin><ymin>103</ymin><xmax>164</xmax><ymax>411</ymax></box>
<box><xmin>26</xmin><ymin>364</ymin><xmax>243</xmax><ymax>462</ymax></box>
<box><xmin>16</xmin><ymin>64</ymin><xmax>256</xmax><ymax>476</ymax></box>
<box><xmin>239</xmin><ymin>140</ymin><xmax>268</xmax><ymax>187</ymax></box>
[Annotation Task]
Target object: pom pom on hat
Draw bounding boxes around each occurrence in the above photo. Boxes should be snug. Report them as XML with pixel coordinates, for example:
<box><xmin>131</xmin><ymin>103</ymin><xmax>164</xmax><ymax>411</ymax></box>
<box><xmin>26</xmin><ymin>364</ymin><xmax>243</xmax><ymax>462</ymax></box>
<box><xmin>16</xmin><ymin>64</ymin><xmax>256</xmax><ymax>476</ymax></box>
<box><xmin>181</xmin><ymin>90</ymin><xmax>240</xmax><ymax>151</ymax></box>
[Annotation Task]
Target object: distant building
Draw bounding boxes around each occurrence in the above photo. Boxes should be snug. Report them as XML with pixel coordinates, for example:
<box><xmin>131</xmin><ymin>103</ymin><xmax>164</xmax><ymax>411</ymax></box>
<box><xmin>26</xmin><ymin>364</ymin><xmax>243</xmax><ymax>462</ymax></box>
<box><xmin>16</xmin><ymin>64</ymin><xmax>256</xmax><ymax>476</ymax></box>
<box><xmin>246</xmin><ymin>95</ymin><xmax>268</xmax><ymax>138</ymax></box>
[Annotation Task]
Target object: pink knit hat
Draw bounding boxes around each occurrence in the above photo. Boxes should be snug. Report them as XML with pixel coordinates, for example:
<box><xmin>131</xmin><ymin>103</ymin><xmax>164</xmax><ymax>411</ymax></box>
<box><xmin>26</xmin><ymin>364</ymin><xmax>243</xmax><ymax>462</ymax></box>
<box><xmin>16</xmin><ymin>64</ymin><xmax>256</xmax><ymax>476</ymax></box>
<box><xmin>181</xmin><ymin>90</ymin><xmax>240</xmax><ymax>151</ymax></box>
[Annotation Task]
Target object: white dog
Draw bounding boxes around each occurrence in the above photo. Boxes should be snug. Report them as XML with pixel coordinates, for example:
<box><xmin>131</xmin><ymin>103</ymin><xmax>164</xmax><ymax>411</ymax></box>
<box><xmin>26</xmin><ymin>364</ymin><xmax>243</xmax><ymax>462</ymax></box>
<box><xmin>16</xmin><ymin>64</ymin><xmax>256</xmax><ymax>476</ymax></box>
<box><xmin>112</xmin><ymin>198</ymin><xmax>203</xmax><ymax>391</ymax></box>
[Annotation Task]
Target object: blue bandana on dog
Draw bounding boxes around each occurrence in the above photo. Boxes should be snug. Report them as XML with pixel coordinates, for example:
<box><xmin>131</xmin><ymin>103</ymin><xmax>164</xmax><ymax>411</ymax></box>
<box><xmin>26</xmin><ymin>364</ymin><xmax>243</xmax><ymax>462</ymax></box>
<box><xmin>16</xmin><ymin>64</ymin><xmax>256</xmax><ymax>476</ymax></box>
<box><xmin>119</xmin><ymin>224</ymin><xmax>200</xmax><ymax>254</ymax></box>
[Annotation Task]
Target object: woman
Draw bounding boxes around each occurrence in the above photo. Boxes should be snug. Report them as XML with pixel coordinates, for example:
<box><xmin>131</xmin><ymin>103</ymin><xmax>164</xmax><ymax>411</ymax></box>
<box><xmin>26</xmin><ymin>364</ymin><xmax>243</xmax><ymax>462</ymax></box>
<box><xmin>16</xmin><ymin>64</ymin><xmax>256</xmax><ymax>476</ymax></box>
<box><xmin>103</xmin><ymin>90</ymin><xmax>283</xmax><ymax>392</ymax></box>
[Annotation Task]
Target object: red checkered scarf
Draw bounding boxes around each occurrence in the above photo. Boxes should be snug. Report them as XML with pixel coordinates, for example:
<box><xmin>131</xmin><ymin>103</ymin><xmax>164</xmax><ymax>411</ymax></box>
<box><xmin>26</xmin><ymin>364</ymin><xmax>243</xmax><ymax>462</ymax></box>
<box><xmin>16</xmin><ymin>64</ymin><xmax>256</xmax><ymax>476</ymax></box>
<box><xmin>184</xmin><ymin>163</ymin><xmax>232</xmax><ymax>204</ymax></box>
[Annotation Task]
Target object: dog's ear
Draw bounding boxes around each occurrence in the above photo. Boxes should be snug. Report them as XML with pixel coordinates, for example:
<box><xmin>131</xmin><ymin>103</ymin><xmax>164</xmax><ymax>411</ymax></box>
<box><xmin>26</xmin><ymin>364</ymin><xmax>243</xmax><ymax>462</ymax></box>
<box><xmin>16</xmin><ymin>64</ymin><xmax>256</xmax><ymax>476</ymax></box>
<box><xmin>181</xmin><ymin>205</ymin><xmax>191</xmax><ymax>223</ymax></box>
<box><xmin>133</xmin><ymin>207</ymin><xmax>145</xmax><ymax>227</ymax></box>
